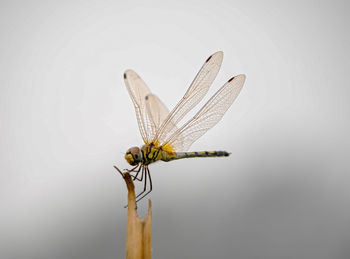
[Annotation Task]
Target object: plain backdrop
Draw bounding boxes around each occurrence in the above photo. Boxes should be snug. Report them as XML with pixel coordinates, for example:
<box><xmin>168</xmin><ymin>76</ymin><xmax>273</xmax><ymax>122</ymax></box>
<box><xmin>1</xmin><ymin>1</ymin><xmax>349</xmax><ymax>258</ymax></box>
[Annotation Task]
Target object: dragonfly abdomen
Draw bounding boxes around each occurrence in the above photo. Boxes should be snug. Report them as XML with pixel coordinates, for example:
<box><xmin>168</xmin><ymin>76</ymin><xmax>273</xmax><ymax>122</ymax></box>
<box><xmin>170</xmin><ymin>151</ymin><xmax>230</xmax><ymax>161</ymax></box>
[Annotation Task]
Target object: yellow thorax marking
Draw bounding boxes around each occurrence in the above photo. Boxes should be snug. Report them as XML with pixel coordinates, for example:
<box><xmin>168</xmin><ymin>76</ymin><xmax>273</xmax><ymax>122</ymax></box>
<box><xmin>143</xmin><ymin>141</ymin><xmax>176</xmax><ymax>162</ymax></box>
<box><xmin>148</xmin><ymin>146</ymin><xmax>162</xmax><ymax>161</ymax></box>
<box><xmin>146</xmin><ymin>141</ymin><xmax>175</xmax><ymax>154</ymax></box>
<box><xmin>161</xmin><ymin>143</ymin><xmax>175</xmax><ymax>155</ymax></box>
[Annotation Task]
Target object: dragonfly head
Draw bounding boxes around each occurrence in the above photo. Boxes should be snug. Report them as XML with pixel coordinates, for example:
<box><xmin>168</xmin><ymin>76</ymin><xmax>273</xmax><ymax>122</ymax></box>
<box><xmin>125</xmin><ymin>146</ymin><xmax>142</xmax><ymax>166</ymax></box>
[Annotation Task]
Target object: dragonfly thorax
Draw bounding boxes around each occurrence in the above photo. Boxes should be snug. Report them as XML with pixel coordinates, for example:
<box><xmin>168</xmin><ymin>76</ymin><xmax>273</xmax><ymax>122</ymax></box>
<box><xmin>125</xmin><ymin>146</ymin><xmax>142</xmax><ymax>166</ymax></box>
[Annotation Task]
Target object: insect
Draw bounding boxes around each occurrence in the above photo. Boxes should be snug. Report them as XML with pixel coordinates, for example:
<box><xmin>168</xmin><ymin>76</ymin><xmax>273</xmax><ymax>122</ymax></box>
<box><xmin>117</xmin><ymin>51</ymin><xmax>245</xmax><ymax>202</ymax></box>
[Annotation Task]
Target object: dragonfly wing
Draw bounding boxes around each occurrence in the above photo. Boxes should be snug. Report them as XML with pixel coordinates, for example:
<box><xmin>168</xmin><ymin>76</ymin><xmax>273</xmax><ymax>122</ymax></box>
<box><xmin>154</xmin><ymin>51</ymin><xmax>223</xmax><ymax>146</ymax></box>
<box><xmin>124</xmin><ymin>69</ymin><xmax>153</xmax><ymax>143</ymax></box>
<box><xmin>145</xmin><ymin>93</ymin><xmax>179</xmax><ymax>142</ymax></box>
<box><xmin>165</xmin><ymin>74</ymin><xmax>246</xmax><ymax>152</ymax></box>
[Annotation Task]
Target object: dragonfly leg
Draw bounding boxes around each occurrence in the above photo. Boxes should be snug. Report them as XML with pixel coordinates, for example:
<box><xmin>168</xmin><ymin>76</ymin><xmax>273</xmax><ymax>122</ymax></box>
<box><xmin>114</xmin><ymin>165</ymin><xmax>138</xmax><ymax>176</ymax></box>
<box><xmin>123</xmin><ymin>165</ymin><xmax>137</xmax><ymax>172</ymax></box>
<box><xmin>132</xmin><ymin>165</ymin><xmax>143</xmax><ymax>181</ymax></box>
<box><xmin>135</xmin><ymin>166</ymin><xmax>148</xmax><ymax>199</ymax></box>
<box><xmin>136</xmin><ymin>167</ymin><xmax>153</xmax><ymax>203</ymax></box>
<box><xmin>128</xmin><ymin>165</ymin><xmax>140</xmax><ymax>172</ymax></box>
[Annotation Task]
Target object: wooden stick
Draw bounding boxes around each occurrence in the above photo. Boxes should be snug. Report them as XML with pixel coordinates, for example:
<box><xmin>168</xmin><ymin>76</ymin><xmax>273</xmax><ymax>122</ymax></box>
<box><xmin>115</xmin><ymin>166</ymin><xmax>152</xmax><ymax>259</ymax></box>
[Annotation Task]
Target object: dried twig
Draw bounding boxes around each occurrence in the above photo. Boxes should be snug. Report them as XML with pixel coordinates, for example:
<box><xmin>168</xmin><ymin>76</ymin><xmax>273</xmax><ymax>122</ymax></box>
<box><xmin>115</xmin><ymin>166</ymin><xmax>152</xmax><ymax>259</ymax></box>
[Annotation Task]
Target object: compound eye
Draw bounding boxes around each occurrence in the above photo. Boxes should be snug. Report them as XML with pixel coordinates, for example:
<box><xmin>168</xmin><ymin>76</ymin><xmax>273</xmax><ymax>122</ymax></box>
<box><xmin>134</xmin><ymin>154</ymin><xmax>139</xmax><ymax>160</ymax></box>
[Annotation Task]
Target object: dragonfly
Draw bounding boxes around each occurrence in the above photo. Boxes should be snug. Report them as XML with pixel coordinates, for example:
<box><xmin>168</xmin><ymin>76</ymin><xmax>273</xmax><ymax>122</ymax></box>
<box><xmin>117</xmin><ymin>51</ymin><xmax>245</xmax><ymax>202</ymax></box>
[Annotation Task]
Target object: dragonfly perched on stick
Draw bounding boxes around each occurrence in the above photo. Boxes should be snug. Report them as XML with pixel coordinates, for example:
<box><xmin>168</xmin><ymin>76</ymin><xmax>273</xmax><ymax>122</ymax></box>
<box><xmin>116</xmin><ymin>51</ymin><xmax>246</xmax><ymax>202</ymax></box>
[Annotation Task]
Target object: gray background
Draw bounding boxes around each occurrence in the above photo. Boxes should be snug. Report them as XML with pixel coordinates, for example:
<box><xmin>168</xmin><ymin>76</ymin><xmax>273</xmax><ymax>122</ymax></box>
<box><xmin>1</xmin><ymin>0</ymin><xmax>349</xmax><ymax>258</ymax></box>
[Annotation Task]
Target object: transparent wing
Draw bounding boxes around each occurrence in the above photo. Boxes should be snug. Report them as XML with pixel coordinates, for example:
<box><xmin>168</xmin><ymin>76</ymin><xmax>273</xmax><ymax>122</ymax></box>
<box><xmin>165</xmin><ymin>74</ymin><xmax>246</xmax><ymax>152</ymax></box>
<box><xmin>145</xmin><ymin>94</ymin><xmax>179</xmax><ymax>142</ymax></box>
<box><xmin>124</xmin><ymin>69</ymin><xmax>153</xmax><ymax>143</ymax></box>
<box><xmin>154</xmin><ymin>51</ymin><xmax>223</xmax><ymax>146</ymax></box>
